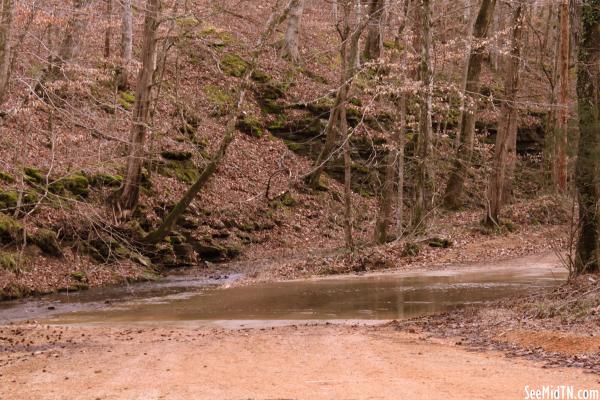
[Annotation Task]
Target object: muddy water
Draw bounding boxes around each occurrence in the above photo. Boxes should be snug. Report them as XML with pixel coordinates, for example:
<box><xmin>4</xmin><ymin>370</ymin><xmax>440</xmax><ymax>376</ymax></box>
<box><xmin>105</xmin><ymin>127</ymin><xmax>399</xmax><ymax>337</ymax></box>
<box><xmin>0</xmin><ymin>259</ymin><xmax>566</xmax><ymax>327</ymax></box>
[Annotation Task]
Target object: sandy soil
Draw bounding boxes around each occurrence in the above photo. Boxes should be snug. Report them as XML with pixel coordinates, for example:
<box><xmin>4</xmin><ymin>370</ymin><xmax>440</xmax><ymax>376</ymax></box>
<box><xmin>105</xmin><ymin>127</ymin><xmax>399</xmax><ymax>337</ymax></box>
<box><xmin>1</xmin><ymin>323</ymin><xmax>598</xmax><ymax>400</ymax></box>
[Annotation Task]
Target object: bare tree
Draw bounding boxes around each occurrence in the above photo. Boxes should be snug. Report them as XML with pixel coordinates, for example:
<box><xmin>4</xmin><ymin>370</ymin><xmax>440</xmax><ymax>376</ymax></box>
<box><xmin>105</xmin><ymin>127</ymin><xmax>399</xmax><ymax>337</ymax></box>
<box><xmin>554</xmin><ymin>0</ymin><xmax>570</xmax><ymax>192</ymax></box>
<box><xmin>117</xmin><ymin>0</ymin><xmax>161</xmax><ymax>214</ymax></box>
<box><xmin>485</xmin><ymin>1</ymin><xmax>525</xmax><ymax>226</ymax></box>
<box><xmin>374</xmin><ymin>1</ymin><xmax>410</xmax><ymax>244</ymax></box>
<box><xmin>443</xmin><ymin>0</ymin><xmax>497</xmax><ymax>209</ymax></box>
<box><xmin>363</xmin><ymin>0</ymin><xmax>386</xmax><ymax>60</ymax></box>
<box><xmin>305</xmin><ymin>2</ymin><xmax>371</xmax><ymax>190</ymax></box>
<box><xmin>413</xmin><ymin>0</ymin><xmax>433</xmax><ymax>228</ymax></box>
<box><xmin>121</xmin><ymin>0</ymin><xmax>133</xmax><ymax>63</ymax></box>
<box><xmin>281</xmin><ymin>0</ymin><xmax>304</xmax><ymax>64</ymax></box>
<box><xmin>104</xmin><ymin>0</ymin><xmax>113</xmax><ymax>59</ymax></box>
<box><xmin>0</xmin><ymin>0</ymin><xmax>14</xmax><ymax>104</ymax></box>
<box><xmin>574</xmin><ymin>0</ymin><xmax>600</xmax><ymax>275</ymax></box>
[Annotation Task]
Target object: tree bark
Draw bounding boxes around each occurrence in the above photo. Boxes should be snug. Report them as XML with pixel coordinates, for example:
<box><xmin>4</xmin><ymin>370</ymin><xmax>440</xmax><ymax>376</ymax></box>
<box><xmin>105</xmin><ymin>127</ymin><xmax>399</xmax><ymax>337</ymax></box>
<box><xmin>0</xmin><ymin>0</ymin><xmax>14</xmax><ymax>104</ymax></box>
<box><xmin>121</xmin><ymin>0</ymin><xmax>133</xmax><ymax>63</ymax></box>
<box><xmin>341</xmin><ymin>104</ymin><xmax>353</xmax><ymax>249</ymax></box>
<box><xmin>574</xmin><ymin>0</ymin><xmax>600</xmax><ymax>275</ymax></box>
<box><xmin>144</xmin><ymin>0</ymin><xmax>296</xmax><ymax>243</ymax></box>
<box><xmin>443</xmin><ymin>0</ymin><xmax>497</xmax><ymax>209</ymax></box>
<box><xmin>555</xmin><ymin>0</ymin><xmax>570</xmax><ymax>192</ymax></box>
<box><xmin>375</xmin><ymin>139</ymin><xmax>397</xmax><ymax>244</ymax></box>
<box><xmin>281</xmin><ymin>0</ymin><xmax>304</xmax><ymax>64</ymax></box>
<box><xmin>413</xmin><ymin>0</ymin><xmax>433</xmax><ymax>229</ymax></box>
<box><xmin>58</xmin><ymin>0</ymin><xmax>90</xmax><ymax>64</ymax></box>
<box><xmin>485</xmin><ymin>2</ymin><xmax>524</xmax><ymax>226</ymax></box>
<box><xmin>104</xmin><ymin>0</ymin><xmax>113</xmax><ymax>59</ymax></box>
<box><xmin>118</xmin><ymin>0</ymin><xmax>161</xmax><ymax>214</ymax></box>
<box><xmin>363</xmin><ymin>0</ymin><xmax>385</xmax><ymax>60</ymax></box>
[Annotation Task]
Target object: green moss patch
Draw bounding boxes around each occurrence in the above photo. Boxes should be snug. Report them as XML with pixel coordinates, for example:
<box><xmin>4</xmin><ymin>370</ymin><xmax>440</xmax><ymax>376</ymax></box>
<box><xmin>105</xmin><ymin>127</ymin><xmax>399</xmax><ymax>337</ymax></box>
<box><xmin>62</xmin><ymin>173</ymin><xmax>90</xmax><ymax>197</ymax></box>
<box><xmin>0</xmin><ymin>252</ymin><xmax>20</xmax><ymax>273</ymax></box>
<box><xmin>0</xmin><ymin>213</ymin><xmax>23</xmax><ymax>244</ymax></box>
<box><xmin>24</xmin><ymin>167</ymin><xmax>45</xmax><ymax>185</ymax></box>
<box><xmin>0</xmin><ymin>171</ymin><xmax>14</xmax><ymax>183</ymax></box>
<box><xmin>157</xmin><ymin>159</ymin><xmax>200</xmax><ymax>184</ymax></box>
<box><xmin>203</xmin><ymin>84</ymin><xmax>234</xmax><ymax>115</ymax></box>
<box><xmin>90</xmin><ymin>173</ymin><xmax>123</xmax><ymax>188</ymax></box>
<box><xmin>118</xmin><ymin>91</ymin><xmax>136</xmax><ymax>110</ymax></box>
<box><xmin>236</xmin><ymin>115</ymin><xmax>264</xmax><ymax>138</ymax></box>
<box><xmin>30</xmin><ymin>228</ymin><xmax>63</xmax><ymax>257</ymax></box>
<box><xmin>220</xmin><ymin>54</ymin><xmax>248</xmax><ymax>77</ymax></box>
<box><xmin>161</xmin><ymin>151</ymin><xmax>193</xmax><ymax>161</ymax></box>
<box><xmin>0</xmin><ymin>190</ymin><xmax>18</xmax><ymax>210</ymax></box>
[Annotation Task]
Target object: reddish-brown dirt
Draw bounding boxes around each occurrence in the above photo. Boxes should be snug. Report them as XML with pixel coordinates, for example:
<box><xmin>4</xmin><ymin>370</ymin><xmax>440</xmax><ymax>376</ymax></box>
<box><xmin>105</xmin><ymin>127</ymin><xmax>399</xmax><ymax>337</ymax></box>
<box><xmin>1</xmin><ymin>323</ymin><xmax>598</xmax><ymax>399</ymax></box>
<box><xmin>501</xmin><ymin>330</ymin><xmax>600</xmax><ymax>356</ymax></box>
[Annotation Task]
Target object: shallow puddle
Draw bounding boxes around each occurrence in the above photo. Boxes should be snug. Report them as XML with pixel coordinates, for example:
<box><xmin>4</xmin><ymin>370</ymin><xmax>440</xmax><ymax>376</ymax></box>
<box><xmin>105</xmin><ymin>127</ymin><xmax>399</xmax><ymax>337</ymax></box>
<box><xmin>0</xmin><ymin>261</ymin><xmax>566</xmax><ymax>326</ymax></box>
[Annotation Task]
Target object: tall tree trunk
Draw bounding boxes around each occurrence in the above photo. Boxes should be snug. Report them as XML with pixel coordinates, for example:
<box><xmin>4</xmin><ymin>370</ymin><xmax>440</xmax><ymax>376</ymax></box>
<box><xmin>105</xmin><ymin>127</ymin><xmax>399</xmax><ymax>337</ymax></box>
<box><xmin>396</xmin><ymin>93</ymin><xmax>406</xmax><ymax>236</ymax></box>
<box><xmin>121</xmin><ymin>0</ymin><xmax>133</xmax><ymax>63</ymax></box>
<box><xmin>544</xmin><ymin>8</ymin><xmax>560</xmax><ymax>187</ymax></box>
<box><xmin>342</xmin><ymin>106</ymin><xmax>353</xmax><ymax>249</ymax></box>
<box><xmin>375</xmin><ymin>134</ymin><xmax>398</xmax><ymax>244</ymax></box>
<box><xmin>281</xmin><ymin>0</ymin><xmax>304</xmax><ymax>64</ymax></box>
<box><xmin>0</xmin><ymin>0</ymin><xmax>14</xmax><ymax>104</ymax></box>
<box><xmin>413</xmin><ymin>0</ymin><xmax>433</xmax><ymax>229</ymax></box>
<box><xmin>555</xmin><ymin>0</ymin><xmax>570</xmax><ymax>192</ymax></box>
<box><xmin>58</xmin><ymin>0</ymin><xmax>90</xmax><ymax>64</ymax></box>
<box><xmin>117</xmin><ymin>0</ymin><xmax>161</xmax><ymax>214</ymax></box>
<box><xmin>144</xmin><ymin>0</ymin><xmax>297</xmax><ymax>243</ymax></box>
<box><xmin>574</xmin><ymin>0</ymin><xmax>600</xmax><ymax>275</ymax></box>
<box><xmin>443</xmin><ymin>0</ymin><xmax>497</xmax><ymax>209</ymax></box>
<box><xmin>104</xmin><ymin>0</ymin><xmax>113</xmax><ymax>59</ymax></box>
<box><xmin>363</xmin><ymin>0</ymin><xmax>385</xmax><ymax>60</ymax></box>
<box><xmin>485</xmin><ymin>2</ymin><xmax>525</xmax><ymax>226</ymax></box>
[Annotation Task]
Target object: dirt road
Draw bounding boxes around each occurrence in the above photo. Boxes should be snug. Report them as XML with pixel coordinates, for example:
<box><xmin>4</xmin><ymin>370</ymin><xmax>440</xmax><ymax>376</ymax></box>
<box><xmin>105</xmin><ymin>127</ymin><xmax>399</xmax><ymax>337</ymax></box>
<box><xmin>1</xmin><ymin>323</ymin><xmax>597</xmax><ymax>399</ymax></box>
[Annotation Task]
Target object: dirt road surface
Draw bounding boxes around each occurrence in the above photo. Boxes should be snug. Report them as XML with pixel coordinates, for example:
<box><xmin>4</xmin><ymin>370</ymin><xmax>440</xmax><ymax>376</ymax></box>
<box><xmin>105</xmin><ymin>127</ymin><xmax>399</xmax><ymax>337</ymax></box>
<box><xmin>1</xmin><ymin>323</ymin><xmax>598</xmax><ymax>399</ymax></box>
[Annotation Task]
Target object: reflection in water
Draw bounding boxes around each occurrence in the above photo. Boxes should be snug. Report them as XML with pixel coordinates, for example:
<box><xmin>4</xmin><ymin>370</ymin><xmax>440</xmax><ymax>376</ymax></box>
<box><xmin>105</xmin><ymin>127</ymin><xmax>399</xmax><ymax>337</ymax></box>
<box><xmin>43</xmin><ymin>267</ymin><xmax>566</xmax><ymax>324</ymax></box>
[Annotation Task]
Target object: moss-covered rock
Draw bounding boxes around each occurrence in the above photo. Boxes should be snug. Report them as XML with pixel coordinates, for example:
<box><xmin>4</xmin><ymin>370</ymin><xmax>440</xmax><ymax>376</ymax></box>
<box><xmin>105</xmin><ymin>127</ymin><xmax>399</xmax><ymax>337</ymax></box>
<box><xmin>200</xmin><ymin>25</ymin><xmax>235</xmax><ymax>48</ymax></box>
<box><xmin>0</xmin><ymin>190</ymin><xmax>18</xmax><ymax>210</ymax></box>
<box><xmin>62</xmin><ymin>173</ymin><xmax>90</xmax><ymax>197</ymax></box>
<box><xmin>118</xmin><ymin>91</ymin><xmax>135</xmax><ymax>110</ymax></box>
<box><xmin>220</xmin><ymin>54</ymin><xmax>248</xmax><ymax>77</ymax></box>
<box><xmin>306</xmin><ymin>98</ymin><xmax>335</xmax><ymax>116</ymax></box>
<box><xmin>0</xmin><ymin>171</ymin><xmax>14</xmax><ymax>183</ymax></box>
<box><xmin>259</xmin><ymin>99</ymin><xmax>286</xmax><ymax>115</ymax></box>
<box><xmin>0</xmin><ymin>283</ymin><xmax>29</xmax><ymax>300</ymax></box>
<box><xmin>70</xmin><ymin>271</ymin><xmax>87</xmax><ymax>282</ymax></box>
<box><xmin>236</xmin><ymin>115</ymin><xmax>264</xmax><ymax>138</ymax></box>
<box><xmin>203</xmin><ymin>84</ymin><xmax>234</xmax><ymax>116</ymax></box>
<box><xmin>0</xmin><ymin>252</ymin><xmax>20</xmax><ymax>273</ymax></box>
<box><xmin>401</xmin><ymin>242</ymin><xmax>421</xmax><ymax>257</ymax></box>
<box><xmin>24</xmin><ymin>167</ymin><xmax>45</xmax><ymax>185</ymax></box>
<box><xmin>251</xmin><ymin>69</ymin><xmax>272</xmax><ymax>83</ymax></box>
<box><xmin>30</xmin><ymin>228</ymin><xmax>63</xmax><ymax>257</ymax></box>
<box><xmin>161</xmin><ymin>151</ymin><xmax>193</xmax><ymax>161</ymax></box>
<box><xmin>427</xmin><ymin>237</ymin><xmax>453</xmax><ymax>249</ymax></box>
<box><xmin>270</xmin><ymin>191</ymin><xmax>298</xmax><ymax>208</ymax></box>
<box><xmin>90</xmin><ymin>173</ymin><xmax>123</xmax><ymax>187</ymax></box>
<box><xmin>255</xmin><ymin>81</ymin><xmax>288</xmax><ymax>101</ymax></box>
<box><xmin>157</xmin><ymin>159</ymin><xmax>200</xmax><ymax>184</ymax></box>
<box><xmin>194</xmin><ymin>240</ymin><xmax>228</xmax><ymax>260</ymax></box>
<box><xmin>0</xmin><ymin>213</ymin><xmax>23</xmax><ymax>244</ymax></box>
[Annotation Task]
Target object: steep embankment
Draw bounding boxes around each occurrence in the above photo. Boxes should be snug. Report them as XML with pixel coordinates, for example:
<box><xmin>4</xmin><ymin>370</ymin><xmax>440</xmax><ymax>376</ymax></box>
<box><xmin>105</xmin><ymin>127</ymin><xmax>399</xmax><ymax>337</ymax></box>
<box><xmin>0</xmin><ymin>0</ymin><xmax>560</xmax><ymax>299</ymax></box>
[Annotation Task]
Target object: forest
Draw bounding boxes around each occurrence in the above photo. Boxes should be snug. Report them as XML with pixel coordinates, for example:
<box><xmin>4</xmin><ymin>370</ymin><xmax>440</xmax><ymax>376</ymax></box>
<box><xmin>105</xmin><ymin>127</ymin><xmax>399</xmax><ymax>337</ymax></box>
<box><xmin>0</xmin><ymin>0</ymin><xmax>599</xmax><ymax>398</ymax></box>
